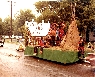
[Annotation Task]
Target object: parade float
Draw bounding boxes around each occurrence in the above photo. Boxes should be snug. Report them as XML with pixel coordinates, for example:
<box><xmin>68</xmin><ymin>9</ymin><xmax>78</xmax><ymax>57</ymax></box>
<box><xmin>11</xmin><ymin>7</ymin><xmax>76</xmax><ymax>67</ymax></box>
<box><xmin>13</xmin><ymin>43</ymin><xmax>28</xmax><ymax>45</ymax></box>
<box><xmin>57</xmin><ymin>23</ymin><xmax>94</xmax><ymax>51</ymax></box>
<box><xmin>24</xmin><ymin>18</ymin><xmax>84</xmax><ymax>64</ymax></box>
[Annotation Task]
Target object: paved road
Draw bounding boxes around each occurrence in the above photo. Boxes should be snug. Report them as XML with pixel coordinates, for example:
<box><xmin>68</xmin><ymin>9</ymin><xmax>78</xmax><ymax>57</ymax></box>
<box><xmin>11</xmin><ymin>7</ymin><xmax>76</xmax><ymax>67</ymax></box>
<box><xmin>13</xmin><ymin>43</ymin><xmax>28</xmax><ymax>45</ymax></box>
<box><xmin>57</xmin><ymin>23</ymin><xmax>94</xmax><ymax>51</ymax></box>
<box><xmin>0</xmin><ymin>43</ymin><xmax>95</xmax><ymax>77</ymax></box>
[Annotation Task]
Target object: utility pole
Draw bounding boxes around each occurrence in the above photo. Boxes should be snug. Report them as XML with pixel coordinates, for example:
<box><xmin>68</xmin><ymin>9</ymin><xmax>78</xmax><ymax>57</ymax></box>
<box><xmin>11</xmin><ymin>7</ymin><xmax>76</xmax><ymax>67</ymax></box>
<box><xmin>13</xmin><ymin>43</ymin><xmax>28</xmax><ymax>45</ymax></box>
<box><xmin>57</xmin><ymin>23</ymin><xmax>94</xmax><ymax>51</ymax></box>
<box><xmin>8</xmin><ymin>0</ymin><xmax>16</xmax><ymax>42</ymax></box>
<box><xmin>11</xmin><ymin>1</ymin><xmax>12</xmax><ymax>42</ymax></box>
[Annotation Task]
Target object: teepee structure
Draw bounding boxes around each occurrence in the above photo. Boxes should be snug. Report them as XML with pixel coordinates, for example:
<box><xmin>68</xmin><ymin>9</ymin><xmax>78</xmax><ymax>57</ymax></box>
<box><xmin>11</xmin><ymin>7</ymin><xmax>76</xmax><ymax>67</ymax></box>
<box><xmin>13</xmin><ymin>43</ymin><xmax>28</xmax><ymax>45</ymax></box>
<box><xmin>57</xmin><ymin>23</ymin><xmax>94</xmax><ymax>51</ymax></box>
<box><xmin>60</xmin><ymin>19</ymin><xmax>80</xmax><ymax>51</ymax></box>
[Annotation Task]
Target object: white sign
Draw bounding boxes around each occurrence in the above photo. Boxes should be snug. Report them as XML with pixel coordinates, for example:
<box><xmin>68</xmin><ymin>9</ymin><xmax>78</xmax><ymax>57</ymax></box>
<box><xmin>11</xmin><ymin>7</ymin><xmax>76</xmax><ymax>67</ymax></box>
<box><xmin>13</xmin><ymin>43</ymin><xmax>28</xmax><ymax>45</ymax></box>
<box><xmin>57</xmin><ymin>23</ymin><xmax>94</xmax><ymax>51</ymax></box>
<box><xmin>25</xmin><ymin>20</ymin><xmax>50</xmax><ymax>36</ymax></box>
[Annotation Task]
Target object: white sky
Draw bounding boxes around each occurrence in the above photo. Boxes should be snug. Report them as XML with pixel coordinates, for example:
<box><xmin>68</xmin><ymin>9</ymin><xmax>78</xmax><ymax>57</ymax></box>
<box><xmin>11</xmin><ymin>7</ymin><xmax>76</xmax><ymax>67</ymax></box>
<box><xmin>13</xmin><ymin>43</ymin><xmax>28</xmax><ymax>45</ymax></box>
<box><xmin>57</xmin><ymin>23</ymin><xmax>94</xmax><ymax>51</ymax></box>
<box><xmin>0</xmin><ymin>0</ymin><xmax>57</xmax><ymax>20</ymax></box>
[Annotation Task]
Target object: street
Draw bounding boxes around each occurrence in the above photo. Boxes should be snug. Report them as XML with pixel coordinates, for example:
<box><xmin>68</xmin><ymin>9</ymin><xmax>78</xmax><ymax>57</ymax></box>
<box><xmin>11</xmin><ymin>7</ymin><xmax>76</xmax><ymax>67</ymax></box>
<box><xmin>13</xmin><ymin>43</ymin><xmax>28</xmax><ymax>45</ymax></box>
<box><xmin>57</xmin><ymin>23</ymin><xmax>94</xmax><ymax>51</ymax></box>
<box><xmin>0</xmin><ymin>43</ymin><xmax>95</xmax><ymax>77</ymax></box>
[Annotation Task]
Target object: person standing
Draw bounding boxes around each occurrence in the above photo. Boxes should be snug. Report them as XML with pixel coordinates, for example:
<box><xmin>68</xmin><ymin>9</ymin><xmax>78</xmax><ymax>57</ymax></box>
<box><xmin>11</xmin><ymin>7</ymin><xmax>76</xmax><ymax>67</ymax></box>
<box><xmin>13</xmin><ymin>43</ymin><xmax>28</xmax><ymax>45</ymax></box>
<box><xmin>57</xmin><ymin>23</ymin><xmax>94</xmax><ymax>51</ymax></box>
<box><xmin>25</xmin><ymin>36</ymin><xmax>29</xmax><ymax>47</ymax></box>
<box><xmin>50</xmin><ymin>28</ymin><xmax>56</xmax><ymax>47</ymax></box>
<box><xmin>78</xmin><ymin>38</ymin><xmax>85</xmax><ymax>59</ymax></box>
<box><xmin>59</xmin><ymin>26</ymin><xmax>65</xmax><ymax>43</ymax></box>
<box><xmin>56</xmin><ymin>28</ymin><xmax>60</xmax><ymax>46</ymax></box>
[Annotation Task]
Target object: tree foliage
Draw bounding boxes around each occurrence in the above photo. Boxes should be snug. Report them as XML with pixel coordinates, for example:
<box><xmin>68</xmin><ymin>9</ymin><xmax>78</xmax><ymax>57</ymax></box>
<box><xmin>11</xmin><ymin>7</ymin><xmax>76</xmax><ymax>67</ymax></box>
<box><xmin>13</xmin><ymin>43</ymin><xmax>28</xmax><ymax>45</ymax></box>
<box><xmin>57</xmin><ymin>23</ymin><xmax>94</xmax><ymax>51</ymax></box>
<box><xmin>0</xmin><ymin>18</ymin><xmax>3</xmax><ymax>35</ymax></box>
<box><xmin>0</xmin><ymin>0</ymin><xmax>95</xmax><ymax>37</ymax></box>
<box><xmin>16</xmin><ymin>9</ymin><xmax>35</xmax><ymax>28</ymax></box>
<box><xmin>3</xmin><ymin>17</ymin><xmax>12</xmax><ymax>35</ymax></box>
<box><xmin>0</xmin><ymin>9</ymin><xmax>35</xmax><ymax>36</ymax></box>
<box><xmin>35</xmin><ymin>0</ymin><xmax>95</xmax><ymax>34</ymax></box>
<box><xmin>14</xmin><ymin>9</ymin><xmax>35</xmax><ymax>36</ymax></box>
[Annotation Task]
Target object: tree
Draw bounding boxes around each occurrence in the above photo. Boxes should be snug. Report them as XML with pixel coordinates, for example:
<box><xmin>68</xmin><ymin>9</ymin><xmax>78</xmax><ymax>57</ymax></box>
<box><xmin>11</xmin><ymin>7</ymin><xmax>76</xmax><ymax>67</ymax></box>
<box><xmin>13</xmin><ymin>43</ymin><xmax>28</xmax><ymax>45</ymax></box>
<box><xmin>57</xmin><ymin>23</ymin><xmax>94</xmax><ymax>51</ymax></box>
<box><xmin>3</xmin><ymin>17</ymin><xmax>12</xmax><ymax>36</ymax></box>
<box><xmin>35</xmin><ymin>0</ymin><xmax>95</xmax><ymax>36</ymax></box>
<box><xmin>18</xmin><ymin>25</ymin><xmax>25</xmax><ymax>37</ymax></box>
<box><xmin>0</xmin><ymin>18</ymin><xmax>3</xmax><ymax>35</ymax></box>
<box><xmin>35</xmin><ymin>1</ymin><xmax>62</xmax><ymax>23</ymax></box>
<box><xmin>14</xmin><ymin>9</ymin><xmax>35</xmax><ymax>36</ymax></box>
<box><xmin>36</xmin><ymin>8</ymin><xmax>59</xmax><ymax>23</ymax></box>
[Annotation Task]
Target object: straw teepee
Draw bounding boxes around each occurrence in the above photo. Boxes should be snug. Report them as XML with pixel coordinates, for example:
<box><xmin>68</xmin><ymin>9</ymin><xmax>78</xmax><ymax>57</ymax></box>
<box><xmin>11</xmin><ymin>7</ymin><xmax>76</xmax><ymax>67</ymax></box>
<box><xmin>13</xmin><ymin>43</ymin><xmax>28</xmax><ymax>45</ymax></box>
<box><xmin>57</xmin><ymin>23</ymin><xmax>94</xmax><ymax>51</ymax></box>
<box><xmin>60</xmin><ymin>19</ymin><xmax>80</xmax><ymax>51</ymax></box>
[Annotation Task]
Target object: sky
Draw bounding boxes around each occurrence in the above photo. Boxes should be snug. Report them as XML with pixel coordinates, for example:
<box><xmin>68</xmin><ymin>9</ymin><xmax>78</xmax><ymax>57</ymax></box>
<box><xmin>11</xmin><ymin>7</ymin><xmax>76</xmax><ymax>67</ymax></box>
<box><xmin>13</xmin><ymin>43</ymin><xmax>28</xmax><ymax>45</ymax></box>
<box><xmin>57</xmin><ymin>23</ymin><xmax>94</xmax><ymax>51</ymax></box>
<box><xmin>0</xmin><ymin>0</ymin><xmax>57</xmax><ymax>21</ymax></box>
